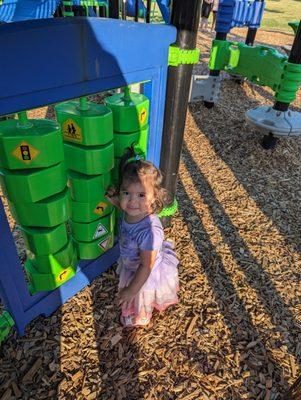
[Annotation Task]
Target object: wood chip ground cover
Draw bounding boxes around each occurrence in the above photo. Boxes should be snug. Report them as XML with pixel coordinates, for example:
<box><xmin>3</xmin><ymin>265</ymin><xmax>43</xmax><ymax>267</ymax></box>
<box><xmin>0</xmin><ymin>29</ymin><xmax>300</xmax><ymax>399</ymax></box>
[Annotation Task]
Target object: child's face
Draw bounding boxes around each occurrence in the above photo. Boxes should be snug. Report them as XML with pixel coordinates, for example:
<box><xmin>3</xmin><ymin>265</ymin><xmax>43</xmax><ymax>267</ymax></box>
<box><xmin>119</xmin><ymin>178</ymin><xmax>155</xmax><ymax>221</ymax></box>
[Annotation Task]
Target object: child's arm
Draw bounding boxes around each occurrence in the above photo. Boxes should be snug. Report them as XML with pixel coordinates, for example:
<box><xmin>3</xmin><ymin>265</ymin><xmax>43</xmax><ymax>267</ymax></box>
<box><xmin>105</xmin><ymin>186</ymin><xmax>121</xmax><ymax>209</ymax></box>
<box><xmin>117</xmin><ymin>249</ymin><xmax>157</xmax><ymax>306</ymax></box>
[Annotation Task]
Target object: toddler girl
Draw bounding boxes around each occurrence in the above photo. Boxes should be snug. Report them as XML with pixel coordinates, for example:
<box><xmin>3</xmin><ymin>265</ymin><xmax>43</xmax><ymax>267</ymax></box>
<box><xmin>106</xmin><ymin>151</ymin><xmax>179</xmax><ymax>327</ymax></box>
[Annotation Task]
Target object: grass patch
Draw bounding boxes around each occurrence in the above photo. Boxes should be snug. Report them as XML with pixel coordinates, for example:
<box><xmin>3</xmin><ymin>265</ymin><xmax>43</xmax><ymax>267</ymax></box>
<box><xmin>260</xmin><ymin>0</ymin><xmax>300</xmax><ymax>32</ymax></box>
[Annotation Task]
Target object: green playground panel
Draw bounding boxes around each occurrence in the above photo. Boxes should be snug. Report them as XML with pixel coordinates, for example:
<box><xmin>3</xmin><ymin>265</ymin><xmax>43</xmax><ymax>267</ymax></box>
<box><xmin>275</xmin><ymin>62</ymin><xmax>301</xmax><ymax>104</ymax></box>
<box><xmin>64</xmin><ymin>141</ymin><xmax>114</xmax><ymax>175</ymax></box>
<box><xmin>25</xmin><ymin>252</ymin><xmax>78</xmax><ymax>293</ymax></box>
<box><xmin>209</xmin><ymin>40</ymin><xmax>301</xmax><ymax>104</ymax></box>
<box><xmin>21</xmin><ymin>223</ymin><xmax>68</xmax><ymax>256</ymax></box>
<box><xmin>55</xmin><ymin>100</ymin><xmax>113</xmax><ymax>146</ymax></box>
<box><xmin>71</xmin><ymin>197</ymin><xmax>113</xmax><ymax>223</ymax></box>
<box><xmin>8</xmin><ymin>188</ymin><xmax>71</xmax><ymax>228</ymax></box>
<box><xmin>70</xmin><ymin>208</ymin><xmax>115</xmax><ymax>242</ymax></box>
<box><xmin>68</xmin><ymin>170</ymin><xmax>111</xmax><ymax>202</ymax></box>
<box><xmin>105</xmin><ymin>89</ymin><xmax>149</xmax><ymax>133</ymax></box>
<box><xmin>0</xmin><ymin>311</ymin><xmax>15</xmax><ymax>345</ymax></box>
<box><xmin>74</xmin><ymin>232</ymin><xmax>114</xmax><ymax>260</ymax></box>
<box><xmin>111</xmin><ymin>157</ymin><xmax>121</xmax><ymax>186</ymax></box>
<box><xmin>0</xmin><ymin>162</ymin><xmax>67</xmax><ymax>203</ymax></box>
<box><xmin>0</xmin><ymin>119</ymin><xmax>64</xmax><ymax>170</ymax></box>
<box><xmin>113</xmin><ymin>125</ymin><xmax>149</xmax><ymax>157</ymax></box>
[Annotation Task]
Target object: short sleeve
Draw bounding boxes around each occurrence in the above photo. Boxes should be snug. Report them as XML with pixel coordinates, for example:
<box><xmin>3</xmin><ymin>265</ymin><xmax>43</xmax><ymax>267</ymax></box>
<box><xmin>137</xmin><ymin>225</ymin><xmax>164</xmax><ymax>251</ymax></box>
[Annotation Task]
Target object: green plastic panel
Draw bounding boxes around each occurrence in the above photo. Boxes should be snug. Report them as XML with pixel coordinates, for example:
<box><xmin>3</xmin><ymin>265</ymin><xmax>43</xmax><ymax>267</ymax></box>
<box><xmin>0</xmin><ymin>163</ymin><xmax>67</xmax><ymax>203</ymax></box>
<box><xmin>8</xmin><ymin>188</ymin><xmax>71</xmax><ymax>228</ymax></box>
<box><xmin>55</xmin><ymin>100</ymin><xmax>113</xmax><ymax>146</ymax></box>
<box><xmin>74</xmin><ymin>233</ymin><xmax>114</xmax><ymax>260</ymax></box>
<box><xmin>105</xmin><ymin>92</ymin><xmax>149</xmax><ymax>133</ymax></box>
<box><xmin>113</xmin><ymin>125</ymin><xmax>149</xmax><ymax>157</ymax></box>
<box><xmin>27</xmin><ymin>239</ymin><xmax>77</xmax><ymax>274</ymax></box>
<box><xmin>72</xmin><ymin>197</ymin><xmax>113</xmax><ymax>223</ymax></box>
<box><xmin>25</xmin><ymin>252</ymin><xmax>77</xmax><ymax>293</ymax></box>
<box><xmin>64</xmin><ymin>142</ymin><xmax>114</xmax><ymax>175</ymax></box>
<box><xmin>275</xmin><ymin>62</ymin><xmax>301</xmax><ymax>103</ymax></box>
<box><xmin>0</xmin><ymin>162</ymin><xmax>67</xmax><ymax>203</ymax></box>
<box><xmin>0</xmin><ymin>311</ymin><xmax>15</xmax><ymax>345</ymax></box>
<box><xmin>209</xmin><ymin>40</ymin><xmax>287</xmax><ymax>91</ymax></box>
<box><xmin>111</xmin><ymin>157</ymin><xmax>121</xmax><ymax>187</ymax></box>
<box><xmin>21</xmin><ymin>223</ymin><xmax>68</xmax><ymax>255</ymax></box>
<box><xmin>70</xmin><ymin>209</ymin><xmax>115</xmax><ymax>242</ymax></box>
<box><xmin>0</xmin><ymin>119</ymin><xmax>64</xmax><ymax>170</ymax></box>
<box><xmin>68</xmin><ymin>170</ymin><xmax>111</xmax><ymax>202</ymax></box>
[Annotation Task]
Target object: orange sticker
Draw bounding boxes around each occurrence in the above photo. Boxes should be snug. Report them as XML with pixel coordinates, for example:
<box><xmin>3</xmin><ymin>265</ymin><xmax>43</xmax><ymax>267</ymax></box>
<box><xmin>93</xmin><ymin>201</ymin><xmax>108</xmax><ymax>216</ymax></box>
<box><xmin>62</xmin><ymin>119</ymin><xmax>82</xmax><ymax>142</ymax></box>
<box><xmin>139</xmin><ymin>107</ymin><xmax>148</xmax><ymax>125</ymax></box>
<box><xmin>12</xmin><ymin>141</ymin><xmax>39</xmax><ymax>164</ymax></box>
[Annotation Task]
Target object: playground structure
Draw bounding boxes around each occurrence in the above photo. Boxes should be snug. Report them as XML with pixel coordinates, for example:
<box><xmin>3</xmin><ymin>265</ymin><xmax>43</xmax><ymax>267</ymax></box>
<box><xmin>0</xmin><ymin>0</ymin><xmax>201</xmax><ymax>341</ymax></box>
<box><xmin>189</xmin><ymin>0</ymin><xmax>301</xmax><ymax>148</ymax></box>
<box><xmin>0</xmin><ymin>0</ymin><xmax>171</xmax><ymax>22</ymax></box>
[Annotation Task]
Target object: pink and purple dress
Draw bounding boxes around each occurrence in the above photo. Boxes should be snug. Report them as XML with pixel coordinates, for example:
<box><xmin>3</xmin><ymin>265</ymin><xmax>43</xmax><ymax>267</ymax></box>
<box><xmin>117</xmin><ymin>213</ymin><xmax>179</xmax><ymax>326</ymax></box>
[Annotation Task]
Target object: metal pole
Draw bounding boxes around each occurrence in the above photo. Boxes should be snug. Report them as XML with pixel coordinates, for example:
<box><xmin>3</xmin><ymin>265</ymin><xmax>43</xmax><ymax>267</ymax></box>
<box><xmin>245</xmin><ymin>0</ymin><xmax>264</xmax><ymax>46</ymax></box>
<box><xmin>159</xmin><ymin>0</ymin><xmax>202</xmax><ymax>226</ymax></box>
<box><xmin>146</xmin><ymin>0</ymin><xmax>151</xmax><ymax>23</ymax></box>
<box><xmin>135</xmin><ymin>0</ymin><xmax>139</xmax><ymax>22</ymax></box>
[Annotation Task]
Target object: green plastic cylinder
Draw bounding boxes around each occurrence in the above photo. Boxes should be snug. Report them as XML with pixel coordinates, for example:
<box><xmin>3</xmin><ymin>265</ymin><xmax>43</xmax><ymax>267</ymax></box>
<box><xmin>0</xmin><ymin>119</ymin><xmax>64</xmax><ymax>170</ymax></box>
<box><xmin>70</xmin><ymin>209</ymin><xmax>115</xmax><ymax>242</ymax></box>
<box><xmin>0</xmin><ymin>162</ymin><xmax>67</xmax><ymax>203</ymax></box>
<box><xmin>27</xmin><ymin>239</ymin><xmax>77</xmax><ymax>274</ymax></box>
<box><xmin>113</xmin><ymin>125</ymin><xmax>149</xmax><ymax>157</ymax></box>
<box><xmin>71</xmin><ymin>197</ymin><xmax>113</xmax><ymax>223</ymax></box>
<box><xmin>111</xmin><ymin>157</ymin><xmax>121</xmax><ymax>187</ymax></box>
<box><xmin>74</xmin><ymin>233</ymin><xmax>114</xmax><ymax>260</ymax></box>
<box><xmin>8</xmin><ymin>188</ymin><xmax>71</xmax><ymax>227</ymax></box>
<box><xmin>55</xmin><ymin>100</ymin><xmax>113</xmax><ymax>146</ymax></box>
<box><xmin>64</xmin><ymin>142</ymin><xmax>114</xmax><ymax>175</ymax></box>
<box><xmin>21</xmin><ymin>223</ymin><xmax>68</xmax><ymax>255</ymax></box>
<box><xmin>68</xmin><ymin>170</ymin><xmax>111</xmax><ymax>202</ymax></box>
<box><xmin>105</xmin><ymin>91</ymin><xmax>149</xmax><ymax>133</ymax></box>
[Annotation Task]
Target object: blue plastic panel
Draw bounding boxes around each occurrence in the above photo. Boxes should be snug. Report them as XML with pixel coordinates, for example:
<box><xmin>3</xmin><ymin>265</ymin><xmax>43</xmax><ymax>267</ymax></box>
<box><xmin>0</xmin><ymin>0</ymin><xmax>60</xmax><ymax>22</ymax></box>
<box><xmin>0</xmin><ymin>17</ymin><xmax>176</xmax><ymax>336</ymax></box>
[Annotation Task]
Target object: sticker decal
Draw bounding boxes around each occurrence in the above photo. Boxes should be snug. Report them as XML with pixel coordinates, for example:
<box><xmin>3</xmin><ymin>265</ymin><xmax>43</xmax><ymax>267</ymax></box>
<box><xmin>93</xmin><ymin>222</ymin><xmax>108</xmax><ymax>240</ymax></box>
<box><xmin>98</xmin><ymin>238</ymin><xmax>109</xmax><ymax>251</ymax></box>
<box><xmin>62</xmin><ymin>119</ymin><xmax>83</xmax><ymax>142</ymax></box>
<box><xmin>139</xmin><ymin>107</ymin><xmax>148</xmax><ymax>125</ymax></box>
<box><xmin>94</xmin><ymin>201</ymin><xmax>108</xmax><ymax>216</ymax></box>
<box><xmin>12</xmin><ymin>141</ymin><xmax>39</xmax><ymax>163</ymax></box>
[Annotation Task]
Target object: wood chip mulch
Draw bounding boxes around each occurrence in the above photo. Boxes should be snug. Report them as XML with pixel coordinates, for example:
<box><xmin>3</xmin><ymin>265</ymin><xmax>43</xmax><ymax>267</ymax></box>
<box><xmin>0</xmin><ymin>29</ymin><xmax>300</xmax><ymax>400</ymax></box>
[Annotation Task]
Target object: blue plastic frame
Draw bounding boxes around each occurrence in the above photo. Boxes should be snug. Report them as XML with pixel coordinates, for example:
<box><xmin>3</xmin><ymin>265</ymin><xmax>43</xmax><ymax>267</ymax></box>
<box><xmin>0</xmin><ymin>17</ymin><xmax>176</xmax><ymax>335</ymax></box>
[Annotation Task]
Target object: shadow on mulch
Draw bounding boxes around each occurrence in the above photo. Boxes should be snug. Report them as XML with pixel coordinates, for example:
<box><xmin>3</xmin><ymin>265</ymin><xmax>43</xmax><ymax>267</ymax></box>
<box><xmin>188</xmin><ymin>79</ymin><xmax>301</xmax><ymax>256</ymax></box>
<box><xmin>177</xmin><ymin>176</ymin><xmax>289</xmax><ymax>396</ymax></box>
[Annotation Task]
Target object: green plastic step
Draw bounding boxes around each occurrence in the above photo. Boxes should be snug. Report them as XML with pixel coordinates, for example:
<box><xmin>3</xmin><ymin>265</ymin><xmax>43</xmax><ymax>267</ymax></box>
<box><xmin>8</xmin><ymin>188</ymin><xmax>71</xmax><ymax>228</ymax></box>
<box><xmin>55</xmin><ymin>100</ymin><xmax>113</xmax><ymax>146</ymax></box>
<box><xmin>0</xmin><ymin>162</ymin><xmax>67</xmax><ymax>203</ymax></box>
<box><xmin>113</xmin><ymin>125</ymin><xmax>148</xmax><ymax>157</ymax></box>
<box><xmin>64</xmin><ymin>141</ymin><xmax>114</xmax><ymax>175</ymax></box>
<box><xmin>71</xmin><ymin>197</ymin><xmax>113</xmax><ymax>223</ymax></box>
<box><xmin>68</xmin><ymin>170</ymin><xmax>111</xmax><ymax>202</ymax></box>
<box><xmin>0</xmin><ymin>119</ymin><xmax>64</xmax><ymax>170</ymax></box>
<box><xmin>74</xmin><ymin>233</ymin><xmax>114</xmax><ymax>260</ymax></box>
<box><xmin>70</xmin><ymin>209</ymin><xmax>115</xmax><ymax>242</ymax></box>
<box><xmin>105</xmin><ymin>89</ymin><xmax>149</xmax><ymax>133</ymax></box>
<box><xmin>21</xmin><ymin>223</ymin><xmax>68</xmax><ymax>255</ymax></box>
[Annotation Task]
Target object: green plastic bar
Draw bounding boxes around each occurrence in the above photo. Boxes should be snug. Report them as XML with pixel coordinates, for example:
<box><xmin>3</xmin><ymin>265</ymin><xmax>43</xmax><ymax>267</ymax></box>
<box><xmin>79</xmin><ymin>97</ymin><xmax>90</xmax><ymax>111</ymax></box>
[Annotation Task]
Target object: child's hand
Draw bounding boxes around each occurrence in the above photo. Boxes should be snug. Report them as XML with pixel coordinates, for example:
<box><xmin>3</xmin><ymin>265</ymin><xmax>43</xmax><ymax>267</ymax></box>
<box><xmin>117</xmin><ymin>287</ymin><xmax>135</xmax><ymax>307</ymax></box>
<box><xmin>105</xmin><ymin>186</ymin><xmax>120</xmax><ymax>207</ymax></box>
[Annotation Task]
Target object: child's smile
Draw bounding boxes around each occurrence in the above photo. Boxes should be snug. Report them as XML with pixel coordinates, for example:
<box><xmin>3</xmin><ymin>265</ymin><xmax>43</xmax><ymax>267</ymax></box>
<box><xmin>119</xmin><ymin>180</ymin><xmax>155</xmax><ymax>223</ymax></box>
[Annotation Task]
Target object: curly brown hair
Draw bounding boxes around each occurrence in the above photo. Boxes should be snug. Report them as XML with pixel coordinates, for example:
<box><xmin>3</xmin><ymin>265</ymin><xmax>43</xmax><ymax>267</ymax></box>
<box><xmin>117</xmin><ymin>147</ymin><xmax>171</xmax><ymax>214</ymax></box>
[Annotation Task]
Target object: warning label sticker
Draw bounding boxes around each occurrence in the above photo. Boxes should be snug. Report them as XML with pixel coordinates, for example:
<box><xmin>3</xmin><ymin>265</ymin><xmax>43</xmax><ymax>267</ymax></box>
<box><xmin>98</xmin><ymin>237</ymin><xmax>109</xmax><ymax>251</ymax></box>
<box><xmin>93</xmin><ymin>222</ymin><xmax>108</xmax><ymax>240</ymax></box>
<box><xmin>62</xmin><ymin>119</ymin><xmax>83</xmax><ymax>142</ymax></box>
<box><xmin>12</xmin><ymin>141</ymin><xmax>39</xmax><ymax>164</ymax></box>
<box><xmin>93</xmin><ymin>201</ymin><xmax>108</xmax><ymax>216</ymax></box>
<box><xmin>139</xmin><ymin>107</ymin><xmax>148</xmax><ymax>125</ymax></box>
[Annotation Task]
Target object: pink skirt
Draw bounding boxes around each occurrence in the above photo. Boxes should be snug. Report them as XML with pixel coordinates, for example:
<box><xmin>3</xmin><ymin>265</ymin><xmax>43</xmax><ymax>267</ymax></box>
<box><xmin>118</xmin><ymin>241</ymin><xmax>179</xmax><ymax>323</ymax></box>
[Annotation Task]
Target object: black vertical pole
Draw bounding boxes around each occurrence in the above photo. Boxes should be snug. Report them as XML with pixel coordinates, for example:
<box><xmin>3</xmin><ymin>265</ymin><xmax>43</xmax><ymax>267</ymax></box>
<box><xmin>159</xmin><ymin>0</ymin><xmax>202</xmax><ymax>226</ymax></box>
<box><xmin>109</xmin><ymin>0</ymin><xmax>120</xmax><ymax>18</ymax></box>
<box><xmin>146</xmin><ymin>0</ymin><xmax>151</xmax><ymax>23</ymax></box>
<box><xmin>245</xmin><ymin>0</ymin><xmax>264</xmax><ymax>46</ymax></box>
<box><xmin>135</xmin><ymin>0</ymin><xmax>139</xmax><ymax>22</ymax></box>
<box><xmin>274</xmin><ymin>20</ymin><xmax>301</xmax><ymax>112</ymax></box>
